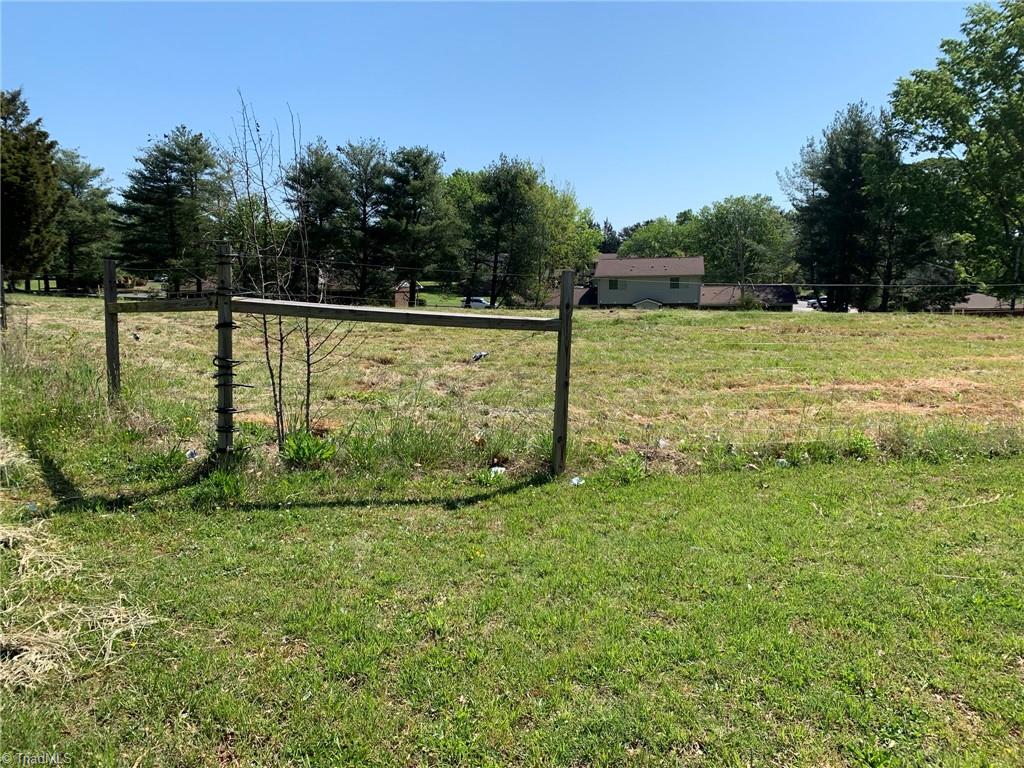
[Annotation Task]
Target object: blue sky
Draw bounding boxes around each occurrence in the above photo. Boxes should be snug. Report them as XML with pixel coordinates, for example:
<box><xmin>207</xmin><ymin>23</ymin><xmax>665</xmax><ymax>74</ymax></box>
<box><xmin>2</xmin><ymin>2</ymin><xmax>967</xmax><ymax>227</ymax></box>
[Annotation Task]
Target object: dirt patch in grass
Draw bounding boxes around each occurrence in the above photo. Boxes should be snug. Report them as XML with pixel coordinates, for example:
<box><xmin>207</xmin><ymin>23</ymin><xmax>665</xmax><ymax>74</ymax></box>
<box><xmin>742</xmin><ymin>376</ymin><xmax>985</xmax><ymax>395</ymax></box>
<box><xmin>929</xmin><ymin>689</ymin><xmax>986</xmax><ymax>740</ymax></box>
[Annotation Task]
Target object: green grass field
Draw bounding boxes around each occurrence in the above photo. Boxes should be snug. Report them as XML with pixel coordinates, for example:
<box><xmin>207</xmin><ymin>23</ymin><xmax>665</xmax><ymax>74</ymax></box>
<box><xmin>1</xmin><ymin>295</ymin><xmax>1022</xmax><ymax>766</ymax></box>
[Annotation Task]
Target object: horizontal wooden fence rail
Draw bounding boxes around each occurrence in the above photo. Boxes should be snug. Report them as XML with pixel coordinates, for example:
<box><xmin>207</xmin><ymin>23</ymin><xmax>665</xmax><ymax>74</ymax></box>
<box><xmin>231</xmin><ymin>297</ymin><xmax>560</xmax><ymax>332</ymax></box>
<box><xmin>109</xmin><ymin>296</ymin><xmax>216</xmax><ymax>314</ymax></box>
<box><xmin>107</xmin><ymin>295</ymin><xmax>558</xmax><ymax>333</ymax></box>
<box><xmin>102</xmin><ymin>255</ymin><xmax>574</xmax><ymax>473</ymax></box>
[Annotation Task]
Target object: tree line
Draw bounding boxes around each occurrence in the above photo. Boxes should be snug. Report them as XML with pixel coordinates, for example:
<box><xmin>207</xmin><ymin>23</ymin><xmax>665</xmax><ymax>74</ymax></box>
<box><xmin>2</xmin><ymin>0</ymin><xmax>1020</xmax><ymax>311</ymax></box>
<box><xmin>586</xmin><ymin>1</ymin><xmax>1022</xmax><ymax>311</ymax></box>
<box><xmin>1</xmin><ymin>94</ymin><xmax>601</xmax><ymax>307</ymax></box>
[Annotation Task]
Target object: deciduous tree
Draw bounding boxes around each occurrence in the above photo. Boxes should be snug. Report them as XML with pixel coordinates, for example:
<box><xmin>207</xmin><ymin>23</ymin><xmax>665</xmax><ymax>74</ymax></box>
<box><xmin>691</xmin><ymin>195</ymin><xmax>793</xmax><ymax>284</ymax></box>
<box><xmin>618</xmin><ymin>217</ymin><xmax>695</xmax><ymax>258</ymax></box>
<box><xmin>892</xmin><ymin>0</ymin><xmax>1024</xmax><ymax>309</ymax></box>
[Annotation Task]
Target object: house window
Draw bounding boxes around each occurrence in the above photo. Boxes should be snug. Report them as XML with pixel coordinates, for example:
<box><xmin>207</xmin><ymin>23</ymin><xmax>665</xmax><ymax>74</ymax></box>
<box><xmin>609</xmin><ymin>279</ymin><xmax>620</xmax><ymax>290</ymax></box>
<box><xmin>670</xmin><ymin>277</ymin><xmax>680</xmax><ymax>289</ymax></box>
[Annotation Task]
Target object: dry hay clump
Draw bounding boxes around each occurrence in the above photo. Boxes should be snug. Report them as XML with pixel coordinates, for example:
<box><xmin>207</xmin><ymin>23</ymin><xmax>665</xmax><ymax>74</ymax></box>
<box><xmin>1</xmin><ymin>520</ymin><xmax>159</xmax><ymax>690</ymax></box>
<box><xmin>0</xmin><ymin>433</ymin><xmax>38</xmax><ymax>491</ymax></box>
<box><xmin>0</xmin><ymin>520</ymin><xmax>79</xmax><ymax>582</ymax></box>
<box><xmin>1</xmin><ymin>599</ymin><xmax>159</xmax><ymax>690</ymax></box>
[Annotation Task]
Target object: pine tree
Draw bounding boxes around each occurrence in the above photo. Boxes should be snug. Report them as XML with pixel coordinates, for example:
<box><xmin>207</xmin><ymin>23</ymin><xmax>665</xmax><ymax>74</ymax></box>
<box><xmin>284</xmin><ymin>139</ymin><xmax>351</xmax><ymax>299</ymax></box>
<box><xmin>1</xmin><ymin>89</ymin><xmax>66</xmax><ymax>285</ymax></box>
<box><xmin>118</xmin><ymin>126</ymin><xmax>218</xmax><ymax>292</ymax></box>
<box><xmin>54</xmin><ymin>149</ymin><xmax>116</xmax><ymax>289</ymax></box>
<box><xmin>782</xmin><ymin>104</ymin><xmax>879</xmax><ymax>310</ymax></box>
<box><xmin>476</xmin><ymin>155</ymin><xmax>541</xmax><ymax>306</ymax></box>
<box><xmin>380</xmin><ymin>146</ymin><xmax>450</xmax><ymax>307</ymax></box>
<box><xmin>337</xmin><ymin>138</ymin><xmax>390</xmax><ymax>300</ymax></box>
<box><xmin>599</xmin><ymin>219</ymin><xmax>621</xmax><ymax>253</ymax></box>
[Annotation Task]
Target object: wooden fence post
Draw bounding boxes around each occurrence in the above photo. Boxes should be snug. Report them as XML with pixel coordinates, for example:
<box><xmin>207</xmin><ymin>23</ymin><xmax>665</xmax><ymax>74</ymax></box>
<box><xmin>214</xmin><ymin>245</ymin><xmax>236</xmax><ymax>466</ymax></box>
<box><xmin>551</xmin><ymin>269</ymin><xmax>574</xmax><ymax>475</ymax></box>
<box><xmin>0</xmin><ymin>260</ymin><xmax>7</xmax><ymax>331</ymax></box>
<box><xmin>103</xmin><ymin>259</ymin><xmax>121</xmax><ymax>402</ymax></box>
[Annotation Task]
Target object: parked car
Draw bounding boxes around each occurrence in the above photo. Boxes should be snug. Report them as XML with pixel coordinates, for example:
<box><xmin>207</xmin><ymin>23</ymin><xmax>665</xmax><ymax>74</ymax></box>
<box><xmin>463</xmin><ymin>297</ymin><xmax>493</xmax><ymax>309</ymax></box>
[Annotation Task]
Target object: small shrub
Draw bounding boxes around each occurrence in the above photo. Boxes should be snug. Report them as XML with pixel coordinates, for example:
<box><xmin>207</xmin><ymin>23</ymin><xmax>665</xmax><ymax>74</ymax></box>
<box><xmin>876</xmin><ymin>422</ymin><xmax>916</xmax><ymax>460</ymax></box>
<box><xmin>913</xmin><ymin>424</ymin><xmax>969</xmax><ymax>463</ymax></box>
<box><xmin>609</xmin><ymin>451</ymin><xmax>649</xmax><ymax>485</ymax></box>
<box><xmin>841</xmin><ymin>430</ymin><xmax>876</xmax><ymax>460</ymax></box>
<box><xmin>737</xmin><ymin>292</ymin><xmax>764</xmax><ymax>310</ymax></box>
<box><xmin>782</xmin><ymin>443</ymin><xmax>809</xmax><ymax>467</ymax></box>
<box><xmin>281</xmin><ymin>430</ymin><xmax>336</xmax><ymax>469</ymax></box>
<box><xmin>474</xmin><ymin>466</ymin><xmax>510</xmax><ymax>487</ymax></box>
<box><xmin>804</xmin><ymin>439</ymin><xmax>841</xmax><ymax>464</ymax></box>
<box><xmin>701</xmin><ymin>441</ymin><xmax>746</xmax><ymax>472</ymax></box>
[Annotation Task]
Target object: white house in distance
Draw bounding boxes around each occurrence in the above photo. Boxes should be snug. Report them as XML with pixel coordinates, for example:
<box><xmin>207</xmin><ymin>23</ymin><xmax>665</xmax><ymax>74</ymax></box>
<box><xmin>594</xmin><ymin>256</ymin><xmax>705</xmax><ymax>308</ymax></box>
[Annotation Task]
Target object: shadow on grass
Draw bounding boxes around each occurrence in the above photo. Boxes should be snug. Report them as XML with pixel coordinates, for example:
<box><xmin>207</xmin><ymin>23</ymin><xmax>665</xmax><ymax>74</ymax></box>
<box><xmin>25</xmin><ymin>443</ymin><xmax>218</xmax><ymax>518</ymax></box>
<box><xmin>226</xmin><ymin>472</ymin><xmax>553</xmax><ymax>515</ymax></box>
<box><xmin>25</xmin><ymin>443</ymin><xmax>552</xmax><ymax>518</ymax></box>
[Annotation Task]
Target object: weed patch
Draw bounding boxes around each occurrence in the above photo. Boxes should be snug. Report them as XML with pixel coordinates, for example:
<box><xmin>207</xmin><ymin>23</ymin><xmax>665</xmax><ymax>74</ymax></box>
<box><xmin>281</xmin><ymin>430</ymin><xmax>336</xmax><ymax>468</ymax></box>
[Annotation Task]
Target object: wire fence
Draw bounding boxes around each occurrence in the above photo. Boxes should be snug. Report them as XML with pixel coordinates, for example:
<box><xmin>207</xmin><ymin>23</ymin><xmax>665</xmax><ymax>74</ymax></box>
<box><xmin>4</xmin><ymin>254</ymin><xmax>1022</xmax><ymax>472</ymax></box>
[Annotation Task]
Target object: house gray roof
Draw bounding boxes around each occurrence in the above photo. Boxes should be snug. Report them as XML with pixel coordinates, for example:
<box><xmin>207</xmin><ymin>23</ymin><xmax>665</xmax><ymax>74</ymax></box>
<box><xmin>700</xmin><ymin>284</ymin><xmax>797</xmax><ymax>307</ymax></box>
<box><xmin>542</xmin><ymin>286</ymin><xmax>597</xmax><ymax>308</ymax></box>
<box><xmin>593</xmin><ymin>256</ymin><xmax>705</xmax><ymax>279</ymax></box>
<box><xmin>952</xmin><ymin>292</ymin><xmax>1008</xmax><ymax>311</ymax></box>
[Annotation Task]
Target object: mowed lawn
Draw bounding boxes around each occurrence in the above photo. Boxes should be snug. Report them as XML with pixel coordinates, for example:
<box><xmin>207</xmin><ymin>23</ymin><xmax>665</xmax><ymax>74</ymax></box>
<box><xmin>3</xmin><ymin>460</ymin><xmax>1023</xmax><ymax>765</ymax></box>
<box><xmin>2</xmin><ymin>295</ymin><xmax>1024</xmax><ymax>765</ymax></box>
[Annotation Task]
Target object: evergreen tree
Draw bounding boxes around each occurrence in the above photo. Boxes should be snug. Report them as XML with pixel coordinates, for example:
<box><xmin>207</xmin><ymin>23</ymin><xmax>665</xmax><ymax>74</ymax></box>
<box><xmin>599</xmin><ymin>219</ymin><xmax>621</xmax><ymax>253</ymax></box>
<box><xmin>1</xmin><ymin>89</ymin><xmax>65</xmax><ymax>285</ymax></box>
<box><xmin>782</xmin><ymin>103</ymin><xmax>879</xmax><ymax>310</ymax></box>
<box><xmin>862</xmin><ymin>112</ymin><xmax>939</xmax><ymax>311</ymax></box>
<box><xmin>618</xmin><ymin>219</ymin><xmax>655</xmax><ymax>242</ymax></box>
<box><xmin>284</xmin><ymin>139</ymin><xmax>350</xmax><ymax>298</ymax></box>
<box><xmin>53</xmin><ymin>149</ymin><xmax>116</xmax><ymax>290</ymax></box>
<box><xmin>444</xmin><ymin>169</ymin><xmax>489</xmax><ymax>297</ymax></box>
<box><xmin>380</xmin><ymin>146</ymin><xmax>450</xmax><ymax>307</ymax></box>
<box><xmin>476</xmin><ymin>155</ymin><xmax>541</xmax><ymax>306</ymax></box>
<box><xmin>337</xmin><ymin>138</ymin><xmax>390</xmax><ymax>299</ymax></box>
<box><xmin>118</xmin><ymin>126</ymin><xmax>218</xmax><ymax>292</ymax></box>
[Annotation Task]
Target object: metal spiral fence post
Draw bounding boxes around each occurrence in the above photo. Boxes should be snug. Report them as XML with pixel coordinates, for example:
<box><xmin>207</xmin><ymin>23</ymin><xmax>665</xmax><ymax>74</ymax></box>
<box><xmin>214</xmin><ymin>245</ymin><xmax>239</xmax><ymax>467</ymax></box>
